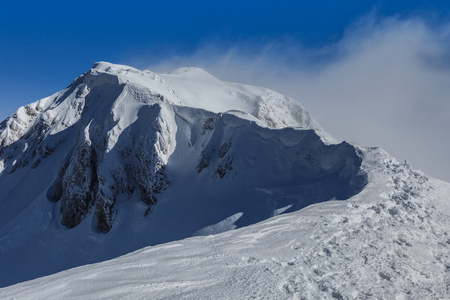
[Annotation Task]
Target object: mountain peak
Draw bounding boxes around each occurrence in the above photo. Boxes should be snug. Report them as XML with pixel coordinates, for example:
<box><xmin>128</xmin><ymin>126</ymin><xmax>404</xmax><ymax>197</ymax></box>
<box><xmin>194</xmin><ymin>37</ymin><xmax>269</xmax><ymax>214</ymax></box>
<box><xmin>1</xmin><ymin>62</ymin><xmax>449</xmax><ymax>299</ymax></box>
<box><xmin>166</xmin><ymin>66</ymin><xmax>216</xmax><ymax>78</ymax></box>
<box><xmin>0</xmin><ymin>62</ymin><xmax>360</xmax><ymax>286</ymax></box>
<box><xmin>91</xmin><ymin>61</ymin><xmax>141</xmax><ymax>74</ymax></box>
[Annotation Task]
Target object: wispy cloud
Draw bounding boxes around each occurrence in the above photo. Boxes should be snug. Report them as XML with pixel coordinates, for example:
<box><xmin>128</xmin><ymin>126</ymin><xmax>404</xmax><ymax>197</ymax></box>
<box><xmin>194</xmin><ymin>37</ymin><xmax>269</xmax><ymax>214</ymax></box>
<box><xmin>136</xmin><ymin>15</ymin><xmax>450</xmax><ymax>181</ymax></box>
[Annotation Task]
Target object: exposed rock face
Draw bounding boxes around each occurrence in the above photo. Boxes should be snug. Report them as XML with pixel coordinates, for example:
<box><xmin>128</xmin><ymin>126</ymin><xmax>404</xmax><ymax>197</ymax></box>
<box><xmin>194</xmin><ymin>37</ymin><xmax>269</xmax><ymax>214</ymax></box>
<box><xmin>49</xmin><ymin>103</ymin><xmax>174</xmax><ymax>233</ymax></box>
<box><xmin>59</xmin><ymin>128</ymin><xmax>96</xmax><ymax>229</ymax></box>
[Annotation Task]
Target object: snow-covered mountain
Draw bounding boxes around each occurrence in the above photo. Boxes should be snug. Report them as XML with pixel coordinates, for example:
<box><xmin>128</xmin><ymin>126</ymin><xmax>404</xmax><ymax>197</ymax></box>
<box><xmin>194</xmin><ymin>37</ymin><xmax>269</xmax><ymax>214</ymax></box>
<box><xmin>0</xmin><ymin>62</ymin><xmax>449</xmax><ymax>298</ymax></box>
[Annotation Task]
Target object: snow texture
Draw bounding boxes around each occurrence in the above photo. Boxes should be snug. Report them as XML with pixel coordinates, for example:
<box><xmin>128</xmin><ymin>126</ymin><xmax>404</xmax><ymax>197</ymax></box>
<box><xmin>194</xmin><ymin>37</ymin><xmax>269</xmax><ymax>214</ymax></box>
<box><xmin>0</xmin><ymin>62</ymin><xmax>449</xmax><ymax>299</ymax></box>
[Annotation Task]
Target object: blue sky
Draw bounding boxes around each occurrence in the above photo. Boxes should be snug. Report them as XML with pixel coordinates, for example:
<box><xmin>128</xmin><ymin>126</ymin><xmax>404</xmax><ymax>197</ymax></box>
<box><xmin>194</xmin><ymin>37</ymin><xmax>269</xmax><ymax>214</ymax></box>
<box><xmin>1</xmin><ymin>0</ymin><xmax>448</xmax><ymax>118</ymax></box>
<box><xmin>1</xmin><ymin>0</ymin><xmax>450</xmax><ymax>181</ymax></box>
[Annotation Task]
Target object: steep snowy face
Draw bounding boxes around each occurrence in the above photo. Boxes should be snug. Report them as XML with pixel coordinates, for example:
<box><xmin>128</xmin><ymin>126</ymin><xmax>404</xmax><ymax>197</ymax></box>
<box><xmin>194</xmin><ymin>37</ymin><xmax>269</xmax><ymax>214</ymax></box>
<box><xmin>168</xmin><ymin>107</ymin><xmax>366</xmax><ymax>229</ymax></box>
<box><xmin>0</xmin><ymin>62</ymin><xmax>180</xmax><ymax>232</ymax></box>
<box><xmin>0</xmin><ymin>62</ymin><xmax>180</xmax><ymax>148</ymax></box>
<box><xmin>0</xmin><ymin>62</ymin><xmax>367</xmax><ymax>286</ymax></box>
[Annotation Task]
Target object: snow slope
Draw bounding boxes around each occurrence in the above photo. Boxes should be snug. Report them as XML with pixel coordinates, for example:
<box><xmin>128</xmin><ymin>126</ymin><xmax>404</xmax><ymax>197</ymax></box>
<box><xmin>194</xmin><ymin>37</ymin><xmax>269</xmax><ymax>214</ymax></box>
<box><xmin>1</xmin><ymin>147</ymin><xmax>449</xmax><ymax>299</ymax></box>
<box><xmin>0</xmin><ymin>62</ymin><xmax>449</xmax><ymax>298</ymax></box>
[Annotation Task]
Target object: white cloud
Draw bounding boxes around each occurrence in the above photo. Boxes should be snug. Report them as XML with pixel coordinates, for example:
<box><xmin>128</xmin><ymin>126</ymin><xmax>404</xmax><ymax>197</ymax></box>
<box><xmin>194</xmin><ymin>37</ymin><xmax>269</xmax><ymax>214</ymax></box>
<box><xmin>134</xmin><ymin>16</ymin><xmax>450</xmax><ymax>182</ymax></box>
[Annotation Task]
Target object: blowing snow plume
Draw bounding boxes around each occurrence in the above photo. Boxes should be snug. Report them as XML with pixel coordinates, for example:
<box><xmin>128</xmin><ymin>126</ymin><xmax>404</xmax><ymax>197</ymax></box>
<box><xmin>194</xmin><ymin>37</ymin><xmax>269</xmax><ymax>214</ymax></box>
<box><xmin>144</xmin><ymin>15</ymin><xmax>450</xmax><ymax>183</ymax></box>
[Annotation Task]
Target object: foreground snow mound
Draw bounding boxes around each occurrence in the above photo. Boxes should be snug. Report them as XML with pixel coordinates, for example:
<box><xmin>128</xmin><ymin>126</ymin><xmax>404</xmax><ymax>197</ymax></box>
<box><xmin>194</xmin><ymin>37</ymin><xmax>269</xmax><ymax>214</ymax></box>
<box><xmin>0</xmin><ymin>62</ymin><xmax>365</xmax><ymax>287</ymax></box>
<box><xmin>1</xmin><ymin>148</ymin><xmax>449</xmax><ymax>299</ymax></box>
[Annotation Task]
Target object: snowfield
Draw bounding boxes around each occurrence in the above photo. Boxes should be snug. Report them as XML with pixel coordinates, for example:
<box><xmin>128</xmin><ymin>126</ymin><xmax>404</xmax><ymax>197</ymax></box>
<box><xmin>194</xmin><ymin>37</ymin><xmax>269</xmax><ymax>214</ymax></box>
<box><xmin>0</xmin><ymin>62</ymin><xmax>449</xmax><ymax>299</ymax></box>
<box><xmin>2</xmin><ymin>151</ymin><xmax>450</xmax><ymax>299</ymax></box>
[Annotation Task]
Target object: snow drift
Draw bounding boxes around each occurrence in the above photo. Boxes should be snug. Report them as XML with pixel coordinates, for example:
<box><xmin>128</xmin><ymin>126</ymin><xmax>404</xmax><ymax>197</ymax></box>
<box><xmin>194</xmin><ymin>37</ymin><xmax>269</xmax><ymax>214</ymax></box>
<box><xmin>2</xmin><ymin>148</ymin><xmax>450</xmax><ymax>299</ymax></box>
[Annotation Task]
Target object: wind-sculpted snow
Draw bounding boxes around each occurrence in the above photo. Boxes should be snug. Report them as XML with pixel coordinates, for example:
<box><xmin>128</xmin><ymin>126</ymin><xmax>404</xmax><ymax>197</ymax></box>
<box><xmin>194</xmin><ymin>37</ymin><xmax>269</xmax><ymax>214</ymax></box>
<box><xmin>170</xmin><ymin>107</ymin><xmax>367</xmax><ymax>229</ymax></box>
<box><xmin>5</xmin><ymin>62</ymin><xmax>448</xmax><ymax>295</ymax></box>
<box><xmin>161</xmin><ymin>67</ymin><xmax>331</xmax><ymax>140</ymax></box>
<box><xmin>1</xmin><ymin>148</ymin><xmax>449</xmax><ymax>299</ymax></box>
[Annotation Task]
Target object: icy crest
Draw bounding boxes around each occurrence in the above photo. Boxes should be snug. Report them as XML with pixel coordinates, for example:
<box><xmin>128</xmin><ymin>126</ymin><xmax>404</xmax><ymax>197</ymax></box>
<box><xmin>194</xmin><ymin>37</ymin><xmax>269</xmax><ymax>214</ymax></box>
<box><xmin>160</xmin><ymin>67</ymin><xmax>331</xmax><ymax>141</ymax></box>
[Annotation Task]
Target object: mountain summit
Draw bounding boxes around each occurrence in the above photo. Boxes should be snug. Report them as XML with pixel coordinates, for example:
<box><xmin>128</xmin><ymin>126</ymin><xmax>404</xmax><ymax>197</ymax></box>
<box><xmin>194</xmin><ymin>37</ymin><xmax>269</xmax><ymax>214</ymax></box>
<box><xmin>0</xmin><ymin>62</ymin><xmax>365</xmax><ymax>284</ymax></box>
<box><xmin>0</xmin><ymin>63</ymin><xmax>448</xmax><ymax>298</ymax></box>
